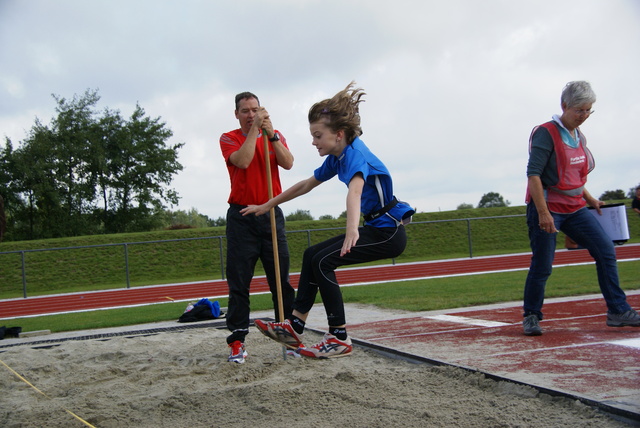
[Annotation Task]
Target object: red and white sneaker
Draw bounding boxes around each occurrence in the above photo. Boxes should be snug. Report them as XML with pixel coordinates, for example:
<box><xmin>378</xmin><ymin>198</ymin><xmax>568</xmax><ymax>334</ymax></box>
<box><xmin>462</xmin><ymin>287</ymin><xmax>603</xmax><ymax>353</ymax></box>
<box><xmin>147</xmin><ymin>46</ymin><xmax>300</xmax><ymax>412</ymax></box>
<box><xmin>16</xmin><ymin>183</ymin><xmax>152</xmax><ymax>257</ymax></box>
<box><xmin>254</xmin><ymin>319</ymin><xmax>304</xmax><ymax>350</ymax></box>
<box><xmin>227</xmin><ymin>340</ymin><xmax>248</xmax><ymax>364</ymax></box>
<box><xmin>299</xmin><ymin>333</ymin><xmax>352</xmax><ymax>359</ymax></box>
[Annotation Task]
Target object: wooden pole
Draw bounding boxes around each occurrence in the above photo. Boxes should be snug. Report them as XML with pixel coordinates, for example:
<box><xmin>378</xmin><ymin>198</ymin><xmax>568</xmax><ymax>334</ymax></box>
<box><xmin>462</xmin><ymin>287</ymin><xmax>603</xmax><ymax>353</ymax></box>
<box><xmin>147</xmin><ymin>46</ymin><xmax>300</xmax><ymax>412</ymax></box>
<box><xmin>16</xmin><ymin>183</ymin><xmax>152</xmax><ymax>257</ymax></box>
<box><xmin>263</xmin><ymin>131</ymin><xmax>287</xmax><ymax>359</ymax></box>
<box><xmin>263</xmin><ymin>131</ymin><xmax>285</xmax><ymax>322</ymax></box>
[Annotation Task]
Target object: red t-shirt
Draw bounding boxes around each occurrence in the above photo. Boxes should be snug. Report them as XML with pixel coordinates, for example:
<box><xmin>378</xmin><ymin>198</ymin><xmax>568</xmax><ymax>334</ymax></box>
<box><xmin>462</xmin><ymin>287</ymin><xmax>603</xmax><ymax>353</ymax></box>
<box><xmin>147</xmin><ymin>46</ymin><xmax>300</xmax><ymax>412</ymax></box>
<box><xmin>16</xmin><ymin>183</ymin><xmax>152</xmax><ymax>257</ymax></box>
<box><xmin>220</xmin><ymin>129</ymin><xmax>287</xmax><ymax>205</ymax></box>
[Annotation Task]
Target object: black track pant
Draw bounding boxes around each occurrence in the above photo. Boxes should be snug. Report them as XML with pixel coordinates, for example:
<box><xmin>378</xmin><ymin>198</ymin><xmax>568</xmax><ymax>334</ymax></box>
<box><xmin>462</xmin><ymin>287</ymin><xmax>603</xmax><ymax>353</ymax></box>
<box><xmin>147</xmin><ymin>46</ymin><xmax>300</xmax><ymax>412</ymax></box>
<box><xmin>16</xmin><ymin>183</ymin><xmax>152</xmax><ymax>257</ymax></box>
<box><xmin>294</xmin><ymin>225</ymin><xmax>407</xmax><ymax>326</ymax></box>
<box><xmin>225</xmin><ymin>204</ymin><xmax>295</xmax><ymax>343</ymax></box>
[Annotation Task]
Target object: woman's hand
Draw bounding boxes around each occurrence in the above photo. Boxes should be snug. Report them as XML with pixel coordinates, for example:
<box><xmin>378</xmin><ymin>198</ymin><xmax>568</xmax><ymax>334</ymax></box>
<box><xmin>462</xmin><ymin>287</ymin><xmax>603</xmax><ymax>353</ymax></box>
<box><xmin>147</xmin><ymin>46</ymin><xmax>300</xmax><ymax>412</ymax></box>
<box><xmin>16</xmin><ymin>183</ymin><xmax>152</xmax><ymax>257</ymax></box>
<box><xmin>584</xmin><ymin>192</ymin><xmax>604</xmax><ymax>216</ymax></box>
<box><xmin>538</xmin><ymin>211</ymin><xmax>557</xmax><ymax>234</ymax></box>
<box><xmin>589</xmin><ymin>200</ymin><xmax>604</xmax><ymax>216</ymax></box>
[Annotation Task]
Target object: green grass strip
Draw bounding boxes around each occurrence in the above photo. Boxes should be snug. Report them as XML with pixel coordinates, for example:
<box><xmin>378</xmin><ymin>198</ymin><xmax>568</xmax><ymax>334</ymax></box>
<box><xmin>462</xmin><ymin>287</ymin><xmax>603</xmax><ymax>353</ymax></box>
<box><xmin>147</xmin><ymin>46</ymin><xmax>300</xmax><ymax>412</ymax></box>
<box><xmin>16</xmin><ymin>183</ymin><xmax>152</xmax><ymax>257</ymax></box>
<box><xmin>3</xmin><ymin>261</ymin><xmax>637</xmax><ymax>334</ymax></box>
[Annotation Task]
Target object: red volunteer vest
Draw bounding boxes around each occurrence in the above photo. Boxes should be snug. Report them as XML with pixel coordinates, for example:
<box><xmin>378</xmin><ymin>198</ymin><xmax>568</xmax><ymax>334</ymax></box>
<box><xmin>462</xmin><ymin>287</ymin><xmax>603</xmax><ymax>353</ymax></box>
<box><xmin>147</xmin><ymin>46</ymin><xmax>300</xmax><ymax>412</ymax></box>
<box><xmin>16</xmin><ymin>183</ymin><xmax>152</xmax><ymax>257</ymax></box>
<box><xmin>528</xmin><ymin>121</ymin><xmax>595</xmax><ymax>214</ymax></box>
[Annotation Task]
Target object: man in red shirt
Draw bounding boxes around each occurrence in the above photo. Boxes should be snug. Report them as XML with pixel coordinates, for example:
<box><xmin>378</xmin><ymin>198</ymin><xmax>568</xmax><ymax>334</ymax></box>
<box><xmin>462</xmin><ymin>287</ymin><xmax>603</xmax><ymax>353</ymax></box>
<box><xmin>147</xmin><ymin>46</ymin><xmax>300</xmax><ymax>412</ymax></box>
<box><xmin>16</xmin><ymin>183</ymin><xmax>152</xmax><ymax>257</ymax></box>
<box><xmin>219</xmin><ymin>92</ymin><xmax>295</xmax><ymax>363</ymax></box>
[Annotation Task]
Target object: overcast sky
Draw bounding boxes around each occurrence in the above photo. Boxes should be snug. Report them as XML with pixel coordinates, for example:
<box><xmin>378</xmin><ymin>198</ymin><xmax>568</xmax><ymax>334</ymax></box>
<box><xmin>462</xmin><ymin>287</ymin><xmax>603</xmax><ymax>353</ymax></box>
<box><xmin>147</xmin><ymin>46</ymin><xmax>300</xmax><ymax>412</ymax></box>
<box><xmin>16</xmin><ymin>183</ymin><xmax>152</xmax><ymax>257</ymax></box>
<box><xmin>1</xmin><ymin>0</ymin><xmax>639</xmax><ymax>221</ymax></box>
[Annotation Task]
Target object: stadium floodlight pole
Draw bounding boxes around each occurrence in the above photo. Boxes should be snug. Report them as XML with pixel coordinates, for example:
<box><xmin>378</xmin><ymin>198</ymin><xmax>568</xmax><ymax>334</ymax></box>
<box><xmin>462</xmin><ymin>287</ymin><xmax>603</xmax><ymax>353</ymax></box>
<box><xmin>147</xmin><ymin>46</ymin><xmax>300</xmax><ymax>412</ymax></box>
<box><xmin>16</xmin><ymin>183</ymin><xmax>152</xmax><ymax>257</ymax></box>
<box><xmin>263</xmin><ymin>130</ymin><xmax>287</xmax><ymax>360</ymax></box>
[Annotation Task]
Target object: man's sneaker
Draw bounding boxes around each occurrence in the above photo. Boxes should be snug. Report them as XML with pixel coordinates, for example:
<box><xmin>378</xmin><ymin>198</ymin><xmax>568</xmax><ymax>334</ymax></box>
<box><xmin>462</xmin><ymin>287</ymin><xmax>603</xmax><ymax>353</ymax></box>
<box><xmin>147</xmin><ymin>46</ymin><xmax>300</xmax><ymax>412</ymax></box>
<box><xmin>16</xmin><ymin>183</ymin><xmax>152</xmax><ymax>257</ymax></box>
<box><xmin>606</xmin><ymin>309</ymin><xmax>640</xmax><ymax>327</ymax></box>
<box><xmin>254</xmin><ymin>319</ymin><xmax>304</xmax><ymax>350</ymax></box>
<box><xmin>228</xmin><ymin>340</ymin><xmax>248</xmax><ymax>364</ymax></box>
<box><xmin>523</xmin><ymin>314</ymin><xmax>542</xmax><ymax>336</ymax></box>
<box><xmin>299</xmin><ymin>333</ymin><xmax>352</xmax><ymax>359</ymax></box>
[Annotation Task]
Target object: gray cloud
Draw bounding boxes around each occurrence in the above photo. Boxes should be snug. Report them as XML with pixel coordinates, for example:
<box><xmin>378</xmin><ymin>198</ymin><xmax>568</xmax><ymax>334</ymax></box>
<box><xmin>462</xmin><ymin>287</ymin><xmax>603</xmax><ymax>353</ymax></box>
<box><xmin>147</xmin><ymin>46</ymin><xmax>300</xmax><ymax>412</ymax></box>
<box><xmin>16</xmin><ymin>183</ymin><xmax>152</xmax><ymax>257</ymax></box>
<box><xmin>1</xmin><ymin>0</ymin><xmax>639</xmax><ymax>220</ymax></box>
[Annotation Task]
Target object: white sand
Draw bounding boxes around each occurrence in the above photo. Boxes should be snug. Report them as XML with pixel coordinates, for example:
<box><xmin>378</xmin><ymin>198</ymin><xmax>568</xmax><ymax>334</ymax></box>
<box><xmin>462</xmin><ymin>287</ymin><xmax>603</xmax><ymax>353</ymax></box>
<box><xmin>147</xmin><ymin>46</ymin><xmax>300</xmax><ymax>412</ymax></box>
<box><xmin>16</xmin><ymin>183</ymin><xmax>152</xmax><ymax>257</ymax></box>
<box><xmin>0</xmin><ymin>323</ymin><xmax>629</xmax><ymax>428</ymax></box>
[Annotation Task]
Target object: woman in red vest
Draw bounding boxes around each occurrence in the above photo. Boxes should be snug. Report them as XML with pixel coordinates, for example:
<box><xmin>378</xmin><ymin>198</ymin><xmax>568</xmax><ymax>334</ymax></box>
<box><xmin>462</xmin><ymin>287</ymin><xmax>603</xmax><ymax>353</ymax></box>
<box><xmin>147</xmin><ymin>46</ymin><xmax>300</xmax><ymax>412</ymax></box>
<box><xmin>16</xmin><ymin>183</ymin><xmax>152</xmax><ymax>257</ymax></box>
<box><xmin>523</xmin><ymin>81</ymin><xmax>639</xmax><ymax>335</ymax></box>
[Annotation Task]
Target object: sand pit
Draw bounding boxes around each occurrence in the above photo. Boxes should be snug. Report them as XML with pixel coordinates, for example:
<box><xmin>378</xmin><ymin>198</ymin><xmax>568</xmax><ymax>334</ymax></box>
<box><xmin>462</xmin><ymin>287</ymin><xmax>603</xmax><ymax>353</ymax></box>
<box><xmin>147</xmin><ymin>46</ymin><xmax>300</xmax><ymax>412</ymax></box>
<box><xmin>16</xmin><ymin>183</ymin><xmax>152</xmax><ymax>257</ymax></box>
<box><xmin>0</xmin><ymin>323</ymin><xmax>630</xmax><ymax>428</ymax></box>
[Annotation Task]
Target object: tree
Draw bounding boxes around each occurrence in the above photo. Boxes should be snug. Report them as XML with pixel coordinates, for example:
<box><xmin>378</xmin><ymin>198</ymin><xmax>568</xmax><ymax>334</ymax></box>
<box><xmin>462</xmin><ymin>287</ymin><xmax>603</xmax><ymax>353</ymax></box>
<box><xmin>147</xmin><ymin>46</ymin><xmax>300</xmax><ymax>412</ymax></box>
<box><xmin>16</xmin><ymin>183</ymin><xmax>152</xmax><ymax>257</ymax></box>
<box><xmin>599</xmin><ymin>189</ymin><xmax>626</xmax><ymax>201</ymax></box>
<box><xmin>286</xmin><ymin>209</ymin><xmax>314</xmax><ymax>221</ymax></box>
<box><xmin>0</xmin><ymin>194</ymin><xmax>5</xmax><ymax>241</ymax></box>
<box><xmin>1</xmin><ymin>89</ymin><xmax>184</xmax><ymax>239</ymax></box>
<box><xmin>0</xmin><ymin>138</ymin><xmax>22</xmax><ymax>238</ymax></box>
<box><xmin>104</xmin><ymin>104</ymin><xmax>184</xmax><ymax>233</ymax></box>
<box><xmin>319</xmin><ymin>214</ymin><xmax>334</xmax><ymax>220</ymax></box>
<box><xmin>93</xmin><ymin>107</ymin><xmax>127</xmax><ymax>227</ymax></box>
<box><xmin>162</xmin><ymin>208</ymin><xmax>211</xmax><ymax>229</ymax></box>
<box><xmin>13</xmin><ymin>119</ymin><xmax>68</xmax><ymax>238</ymax></box>
<box><xmin>210</xmin><ymin>216</ymin><xmax>227</xmax><ymax>227</ymax></box>
<box><xmin>50</xmin><ymin>90</ymin><xmax>102</xmax><ymax>235</ymax></box>
<box><xmin>457</xmin><ymin>203</ymin><xmax>474</xmax><ymax>210</ymax></box>
<box><xmin>477</xmin><ymin>192</ymin><xmax>510</xmax><ymax>208</ymax></box>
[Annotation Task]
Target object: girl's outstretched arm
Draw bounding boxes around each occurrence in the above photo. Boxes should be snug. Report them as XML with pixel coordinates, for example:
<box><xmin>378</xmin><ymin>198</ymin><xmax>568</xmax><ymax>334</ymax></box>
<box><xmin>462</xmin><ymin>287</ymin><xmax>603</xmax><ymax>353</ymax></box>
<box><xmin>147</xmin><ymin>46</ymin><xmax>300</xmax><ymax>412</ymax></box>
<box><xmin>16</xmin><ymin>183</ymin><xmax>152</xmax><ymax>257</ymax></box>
<box><xmin>241</xmin><ymin>176</ymin><xmax>323</xmax><ymax>216</ymax></box>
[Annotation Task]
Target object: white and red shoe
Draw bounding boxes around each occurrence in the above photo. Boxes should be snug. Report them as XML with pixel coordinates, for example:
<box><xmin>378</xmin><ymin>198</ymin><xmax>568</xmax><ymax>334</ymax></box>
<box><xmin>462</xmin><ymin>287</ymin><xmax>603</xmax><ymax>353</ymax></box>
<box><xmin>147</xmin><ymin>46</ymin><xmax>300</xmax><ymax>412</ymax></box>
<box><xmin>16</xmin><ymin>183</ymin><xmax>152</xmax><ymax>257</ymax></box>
<box><xmin>254</xmin><ymin>319</ymin><xmax>304</xmax><ymax>350</ymax></box>
<box><xmin>299</xmin><ymin>333</ymin><xmax>352</xmax><ymax>359</ymax></box>
<box><xmin>227</xmin><ymin>340</ymin><xmax>248</xmax><ymax>364</ymax></box>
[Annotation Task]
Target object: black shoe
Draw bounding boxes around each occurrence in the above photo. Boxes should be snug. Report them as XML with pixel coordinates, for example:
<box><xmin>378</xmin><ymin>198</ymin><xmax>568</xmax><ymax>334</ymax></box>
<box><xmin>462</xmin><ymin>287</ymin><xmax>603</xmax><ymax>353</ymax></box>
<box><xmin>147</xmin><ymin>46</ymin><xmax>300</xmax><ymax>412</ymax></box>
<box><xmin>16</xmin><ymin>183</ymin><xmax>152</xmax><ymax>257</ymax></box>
<box><xmin>523</xmin><ymin>314</ymin><xmax>542</xmax><ymax>336</ymax></box>
<box><xmin>606</xmin><ymin>309</ymin><xmax>640</xmax><ymax>327</ymax></box>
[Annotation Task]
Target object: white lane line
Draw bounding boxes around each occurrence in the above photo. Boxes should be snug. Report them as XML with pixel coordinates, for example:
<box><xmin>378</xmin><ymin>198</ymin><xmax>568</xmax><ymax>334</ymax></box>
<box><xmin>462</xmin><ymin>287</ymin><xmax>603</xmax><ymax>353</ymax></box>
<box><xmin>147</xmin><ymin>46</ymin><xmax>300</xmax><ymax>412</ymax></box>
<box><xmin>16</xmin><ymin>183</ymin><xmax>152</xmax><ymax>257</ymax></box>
<box><xmin>607</xmin><ymin>338</ymin><xmax>640</xmax><ymax>349</ymax></box>
<box><xmin>424</xmin><ymin>314</ymin><xmax>511</xmax><ymax>328</ymax></box>
<box><xmin>479</xmin><ymin>338</ymin><xmax>640</xmax><ymax>358</ymax></box>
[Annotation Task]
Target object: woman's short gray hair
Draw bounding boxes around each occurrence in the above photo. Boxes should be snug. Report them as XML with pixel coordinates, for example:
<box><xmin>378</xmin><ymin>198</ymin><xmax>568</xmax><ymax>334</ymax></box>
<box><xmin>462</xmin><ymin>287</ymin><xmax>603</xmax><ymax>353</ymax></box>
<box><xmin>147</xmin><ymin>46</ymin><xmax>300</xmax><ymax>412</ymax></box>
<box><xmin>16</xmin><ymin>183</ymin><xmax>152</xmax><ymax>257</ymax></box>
<box><xmin>561</xmin><ymin>81</ymin><xmax>596</xmax><ymax>108</ymax></box>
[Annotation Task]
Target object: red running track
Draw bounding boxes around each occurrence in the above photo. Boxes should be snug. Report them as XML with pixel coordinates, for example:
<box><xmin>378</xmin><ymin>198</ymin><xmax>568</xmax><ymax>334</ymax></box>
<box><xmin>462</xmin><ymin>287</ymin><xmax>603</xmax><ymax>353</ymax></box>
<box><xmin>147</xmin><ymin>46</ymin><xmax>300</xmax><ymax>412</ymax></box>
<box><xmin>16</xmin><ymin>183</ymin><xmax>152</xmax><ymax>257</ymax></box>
<box><xmin>1</xmin><ymin>244</ymin><xmax>639</xmax><ymax>319</ymax></box>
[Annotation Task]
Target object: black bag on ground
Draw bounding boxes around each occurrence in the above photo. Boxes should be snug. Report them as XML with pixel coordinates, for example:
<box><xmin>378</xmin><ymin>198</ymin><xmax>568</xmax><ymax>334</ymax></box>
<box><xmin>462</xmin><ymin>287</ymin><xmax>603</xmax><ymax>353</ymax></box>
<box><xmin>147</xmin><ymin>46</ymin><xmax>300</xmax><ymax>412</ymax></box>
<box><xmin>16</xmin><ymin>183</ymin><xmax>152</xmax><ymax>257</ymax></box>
<box><xmin>0</xmin><ymin>326</ymin><xmax>21</xmax><ymax>340</ymax></box>
<box><xmin>178</xmin><ymin>305</ymin><xmax>214</xmax><ymax>322</ymax></box>
<box><xmin>178</xmin><ymin>299</ymin><xmax>222</xmax><ymax>323</ymax></box>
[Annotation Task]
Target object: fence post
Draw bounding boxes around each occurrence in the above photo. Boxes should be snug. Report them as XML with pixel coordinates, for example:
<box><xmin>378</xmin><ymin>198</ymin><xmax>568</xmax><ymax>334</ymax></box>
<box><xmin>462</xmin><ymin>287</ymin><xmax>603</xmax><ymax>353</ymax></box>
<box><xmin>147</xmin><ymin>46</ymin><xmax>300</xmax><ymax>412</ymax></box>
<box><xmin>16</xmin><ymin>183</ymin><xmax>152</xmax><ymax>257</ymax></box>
<box><xmin>21</xmin><ymin>250</ymin><xmax>27</xmax><ymax>298</ymax></box>
<box><xmin>467</xmin><ymin>219</ymin><xmax>473</xmax><ymax>258</ymax></box>
<box><xmin>218</xmin><ymin>237</ymin><xmax>225</xmax><ymax>280</ymax></box>
<box><xmin>123</xmin><ymin>243</ymin><xmax>131</xmax><ymax>289</ymax></box>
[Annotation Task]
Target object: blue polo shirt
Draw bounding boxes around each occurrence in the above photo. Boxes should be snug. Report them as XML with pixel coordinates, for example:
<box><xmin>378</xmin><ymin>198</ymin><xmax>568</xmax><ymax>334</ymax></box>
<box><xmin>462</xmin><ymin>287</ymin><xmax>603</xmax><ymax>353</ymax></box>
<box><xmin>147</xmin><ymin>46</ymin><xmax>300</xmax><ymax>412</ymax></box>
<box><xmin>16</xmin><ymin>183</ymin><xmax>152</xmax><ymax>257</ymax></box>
<box><xmin>314</xmin><ymin>137</ymin><xmax>412</xmax><ymax>227</ymax></box>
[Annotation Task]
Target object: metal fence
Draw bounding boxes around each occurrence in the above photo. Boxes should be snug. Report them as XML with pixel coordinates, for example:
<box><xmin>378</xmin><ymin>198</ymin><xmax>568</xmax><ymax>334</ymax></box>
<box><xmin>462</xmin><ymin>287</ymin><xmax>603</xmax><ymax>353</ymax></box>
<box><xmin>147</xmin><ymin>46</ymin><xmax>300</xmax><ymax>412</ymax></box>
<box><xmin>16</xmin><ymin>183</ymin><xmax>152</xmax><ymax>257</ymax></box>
<box><xmin>0</xmin><ymin>214</ymin><xmax>531</xmax><ymax>298</ymax></box>
<box><xmin>1</xmin><ymin>236</ymin><xmax>227</xmax><ymax>298</ymax></box>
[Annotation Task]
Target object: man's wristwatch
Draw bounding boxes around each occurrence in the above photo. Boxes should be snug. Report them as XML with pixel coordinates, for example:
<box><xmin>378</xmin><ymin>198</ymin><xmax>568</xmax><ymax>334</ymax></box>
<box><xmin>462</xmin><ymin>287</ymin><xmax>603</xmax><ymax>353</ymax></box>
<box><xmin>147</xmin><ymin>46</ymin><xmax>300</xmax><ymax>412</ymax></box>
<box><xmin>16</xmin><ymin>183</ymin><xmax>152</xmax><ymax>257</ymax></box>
<box><xmin>269</xmin><ymin>132</ymin><xmax>280</xmax><ymax>142</ymax></box>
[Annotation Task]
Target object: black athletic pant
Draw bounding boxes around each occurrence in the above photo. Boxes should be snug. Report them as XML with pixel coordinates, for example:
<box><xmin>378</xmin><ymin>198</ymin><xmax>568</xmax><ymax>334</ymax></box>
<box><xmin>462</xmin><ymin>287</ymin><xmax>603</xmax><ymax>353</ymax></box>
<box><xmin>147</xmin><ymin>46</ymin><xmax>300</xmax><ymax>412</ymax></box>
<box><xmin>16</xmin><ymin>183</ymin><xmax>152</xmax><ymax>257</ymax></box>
<box><xmin>294</xmin><ymin>225</ymin><xmax>407</xmax><ymax>327</ymax></box>
<box><xmin>225</xmin><ymin>204</ymin><xmax>294</xmax><ymax>343</ymax></box>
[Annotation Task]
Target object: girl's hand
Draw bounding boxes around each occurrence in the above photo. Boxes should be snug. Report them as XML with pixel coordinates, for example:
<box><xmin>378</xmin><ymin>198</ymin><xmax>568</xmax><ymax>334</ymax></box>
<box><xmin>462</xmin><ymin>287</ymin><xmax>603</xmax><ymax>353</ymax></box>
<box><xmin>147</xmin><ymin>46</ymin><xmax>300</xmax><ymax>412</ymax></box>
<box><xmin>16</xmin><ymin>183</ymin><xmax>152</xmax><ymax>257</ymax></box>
<box><xmin>240</xmin><ymin>204</ymin><xmax>269</xmax><ymax>216</ymax></box>
<box><xmin>340</xmin><ymin>228</ymin><xmax>359</xmax><ymax>256</ymax></box>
